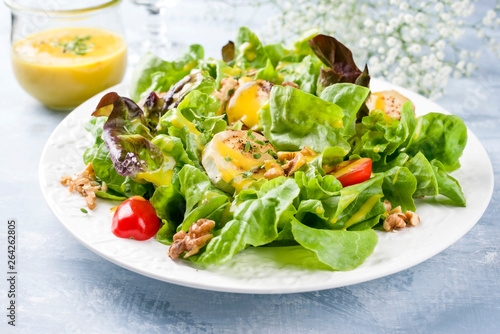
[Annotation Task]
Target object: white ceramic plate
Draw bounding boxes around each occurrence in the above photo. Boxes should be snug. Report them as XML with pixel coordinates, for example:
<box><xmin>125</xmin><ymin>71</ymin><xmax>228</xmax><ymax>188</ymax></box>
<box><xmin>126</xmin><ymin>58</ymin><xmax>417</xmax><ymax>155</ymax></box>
<box><xmin>39</xmin><ymin>79</ymin><xmax>494</xmax><ymax>294</ymax></box>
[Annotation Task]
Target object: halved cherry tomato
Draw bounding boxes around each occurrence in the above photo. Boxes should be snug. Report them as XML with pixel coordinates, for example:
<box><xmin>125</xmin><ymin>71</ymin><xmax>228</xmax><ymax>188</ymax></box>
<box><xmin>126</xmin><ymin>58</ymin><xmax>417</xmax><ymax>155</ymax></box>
<box><xmin>112</xmin><ymin>196</ymin><xmax>160</xmax><ymax>241</ymax></box>
<box><xmin>329</xmin><ymin>158</ymin><xmax>372</xmax><ymax>187</ymax></box>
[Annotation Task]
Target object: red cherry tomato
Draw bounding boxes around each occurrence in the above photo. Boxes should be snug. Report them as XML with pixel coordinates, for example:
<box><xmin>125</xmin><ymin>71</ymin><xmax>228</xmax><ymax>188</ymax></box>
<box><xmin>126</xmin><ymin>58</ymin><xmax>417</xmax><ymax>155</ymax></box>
<box><xmin>112</xmin><ymin>196</ymin><xmax>160</xmax><ymax>241</ymax></box>
<box><xmin>330</xmin><ymin>158</ymin><xmax>372</xmax><ymax>187</ymax></box>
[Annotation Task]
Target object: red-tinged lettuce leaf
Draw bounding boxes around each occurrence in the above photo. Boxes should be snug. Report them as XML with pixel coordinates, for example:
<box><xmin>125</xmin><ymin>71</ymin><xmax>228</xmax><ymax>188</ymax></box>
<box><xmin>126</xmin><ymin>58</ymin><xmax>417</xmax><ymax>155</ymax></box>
<box><xmin>309</xmin><ymin>34</ymin><xmax>370</xmax><ymax>95</ymax></box>
<box><xmin>92</xmin><ymin>92</ymin><xmax>164</xmax><ymax>177</ymax></box>
<box><xmin>221</xmin><ymin>41</ymin><xmax>235</xmax><ymax>62</ymax></box>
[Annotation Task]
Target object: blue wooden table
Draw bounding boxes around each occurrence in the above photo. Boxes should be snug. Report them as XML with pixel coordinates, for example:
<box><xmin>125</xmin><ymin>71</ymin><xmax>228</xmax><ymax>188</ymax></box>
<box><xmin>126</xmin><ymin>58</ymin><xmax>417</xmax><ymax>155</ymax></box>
<box><xmin>1</xmin><ymin>1</ymin><xmax>498</xmax><ymax>333</ymax></box>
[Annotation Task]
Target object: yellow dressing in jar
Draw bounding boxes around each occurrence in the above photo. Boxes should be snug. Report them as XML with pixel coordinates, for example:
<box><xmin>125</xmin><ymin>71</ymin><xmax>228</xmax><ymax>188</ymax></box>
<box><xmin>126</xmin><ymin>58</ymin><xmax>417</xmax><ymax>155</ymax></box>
<box><xmin>12</xmin><ymin>27</ymin><xmax>127</xmax><ymax>109</ymax></box>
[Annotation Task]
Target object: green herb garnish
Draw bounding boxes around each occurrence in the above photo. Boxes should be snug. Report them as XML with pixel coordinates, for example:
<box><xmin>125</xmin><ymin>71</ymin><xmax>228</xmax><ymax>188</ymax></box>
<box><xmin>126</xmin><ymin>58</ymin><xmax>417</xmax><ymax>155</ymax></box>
<box><xmin>80</xmin><ymin>208</ymin><xmax>88</xmax><ymax>214</ymax></box>
<box><xmin>245</xmin><ymin>141</ymin><xmax>252</xmax><ymax>152</ymax></box>
<box><xmin>241</xmin><ymin>171</ymin><xmax>254</xmax><ymax>178</ymax></box>
<box><xmin>225</xmin><ymin>156</ymin><xmax>233</xmax><ymax>162</ymax></box>
<box><xmin>255</xmin><ymin>140</ymin><xmax>265</xmax><ymax>145</ymax></box>
<box><xmin>266</xmin><ymin>149</ymin><xmax>278</xmax><ymax>160</ymax></box>
<box><xmin>253</xmin><ymin>153</ymin><xmax>262</xmax><ymax>159</ymax></box>
<box><xmin>52</xmin><ymin>35</ymin><xmax>94</xmax><ymax>56</ymax></box>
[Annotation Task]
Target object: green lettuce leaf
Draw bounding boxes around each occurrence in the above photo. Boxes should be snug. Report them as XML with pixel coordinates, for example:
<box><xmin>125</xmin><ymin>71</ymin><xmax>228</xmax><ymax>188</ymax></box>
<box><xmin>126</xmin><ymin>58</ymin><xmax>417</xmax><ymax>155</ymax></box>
<box><xmin>320</xmin><ymin>83</ymin><xmax>371</xmax><ymax>137</ymax></box>
<box><xmin>151</xmin><ymin>185</ymin><xmax>185</xmax><ymax>244</ymax></box>
<box><xmin>260</xmin><ymin>85</ymin><xmax>349</xmax><ymax>158</ymax></box>
<box><xmin>381</xmin><ymin>166</ymin><xmax>417</xmax><ymax>211</ymax></box>
<box><xmin>291</xmin><ymin>220</ymin><xmax>378</xmax><ymax>271</ymax></box>
<box><xmin>278</xmin><ymin>55</ymin><xmax>322</xmax><ymax>94</ymax></box>
<box><xmin>193</xmin><ymin>178</ymin><xmax>300</xmax><ymax>265</ymax></box>
<box><xmin>406</xmin><ymin>112</ymin><xmax>467</xmax><ymax>171</ymax></box>
<box><xmin>405</xmin><ymin>152</ymin><xmax>438</xmax><ymax>198</ymax></box>
<box><xmin>431</xmin><ymin>159</ymin><xmax>466</xmax><ymax>206</ymax></box>
<box><xmin>130</xmin><ymin>46</ymin><xmax>204</xmax><ymax>101</ymax></box>
<box><xmin>234</xmin><ymin>27</ymin><xmax>269</xmax><ymax>69</ymax></box>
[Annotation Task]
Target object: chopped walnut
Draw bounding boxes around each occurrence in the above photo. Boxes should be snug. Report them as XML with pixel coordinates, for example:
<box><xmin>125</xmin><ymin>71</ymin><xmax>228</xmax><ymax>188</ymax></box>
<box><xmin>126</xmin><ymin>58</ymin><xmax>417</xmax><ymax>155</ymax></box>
<box><xmin>274</xmin><ymin>147</ymin><xmax>316</xmax><ymax>177</ymax></box>
<box><xmin>277</xmin><ymin>146</ymin><xmax>316</xmax><ymax>162</ymax></box>
<box><xmin>404</xmin><ymin>211</ymin><xmax>420</xmax><ymax>227</ymax></box>
<box><xmin>169</xmin><ymin>219</ymin><xmax>216</xmax><ymax>259</ymax></box>
<box><xmin>61</xmin><ymin>164</ymin><xmax>101</xmax><ymax>210</ymax></box>
<box><xmin>282</xmin><ymin>152</ymin><xmax>307</xmax><ymax>176</ymax></box>
<box><xmin>282</xmin><ymin>81</ymin><xmax>300</xmax><ymax>89</ymax></box>
<box><xmin>263</xmin><ymin>160</ymin><xmax>285</xmax><ymax>180</ymax></box>
<box><xmin>388</xmin><ymin>206</ymin><xmax>402</xmax><ymax>215</ymax></box>
<box><xmin>384</xmin><ymin>200</ymin><xmax>392</xmax><ymax>212</ymax></box>
<box><xmin>383</xmin><ymin>212</ymin><xmax>407</xmax><ymax>232</ymax></box>
<box><xmin>383</xmin><ymin>208</ymin><xmax>421</xmax><ymax>231</ymax></box>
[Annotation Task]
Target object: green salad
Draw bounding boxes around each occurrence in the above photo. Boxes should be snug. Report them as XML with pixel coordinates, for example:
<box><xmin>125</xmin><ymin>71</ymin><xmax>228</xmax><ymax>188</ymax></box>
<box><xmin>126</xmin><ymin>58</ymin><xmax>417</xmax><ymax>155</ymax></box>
<box><xmin>76</xmin><ymin>27</ymin><xmax>467</xmax><ymax>271</ymax></box>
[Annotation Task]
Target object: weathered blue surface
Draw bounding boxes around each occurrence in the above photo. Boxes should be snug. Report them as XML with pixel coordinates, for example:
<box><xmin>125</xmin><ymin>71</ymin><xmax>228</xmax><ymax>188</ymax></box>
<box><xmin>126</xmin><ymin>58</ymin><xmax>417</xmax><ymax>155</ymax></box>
<box><xmin>0</xmin><ymin>1</ymin><xmax>498</xmax><ymax>333</ymax></box>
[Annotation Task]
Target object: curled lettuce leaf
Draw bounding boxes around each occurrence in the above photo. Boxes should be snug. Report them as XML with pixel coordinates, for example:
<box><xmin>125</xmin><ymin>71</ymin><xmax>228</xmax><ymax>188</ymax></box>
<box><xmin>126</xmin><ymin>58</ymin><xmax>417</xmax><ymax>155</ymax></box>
<box><xmin>260</xmin><ymin>85</ymin><xmax>349</xmax><ymax>159</ymax></box>
<box><xmin>291</xmin><ymin>220</ymin><xmax>378</xmax><ymax>271</ymax></box>
<box><xmin>92</xmin><ymin>93</ymin><xmax>163</xmax><ymax>178</ymax></box>
<box><xmin>130</xmin><ymin>46</ymin><xmax>204</xmax><ymax>101</ymax></box>
<box><xmin>193</xmin><ymin>178</ymin><xmax>300</xmax><ymax>265</ymax></box>
<box><xmin>431</xmin><ymin>159</ymin><xmax>466</xmax><ymax>206</ymax></box>
<box><xmin>234</xmin><ymin>27</ymin><xmax>269</xmax><ymax>69</ymax></box>
<box><xmin>320</xmin><ymin>83</ymin><xmax>371</xmax><ymax>137</ymax></box>
<box><xmin>278</xmin><ymin>55</ymin><xmax>322</xmax><ymax>94</ymax></box>
<box><xmin>309</xmin><ymin>34</ymin><xmax>370</xmax><ymax>95</ymax></box>
<box><xmin>381</xmin><ymin>166</ymin><xmax>417</xmax><ymax>212</ymax></box>
<box><xmin>406</xmin><ymin>112</ymin><xmax>467</xmax><ymax>171</ymax></box>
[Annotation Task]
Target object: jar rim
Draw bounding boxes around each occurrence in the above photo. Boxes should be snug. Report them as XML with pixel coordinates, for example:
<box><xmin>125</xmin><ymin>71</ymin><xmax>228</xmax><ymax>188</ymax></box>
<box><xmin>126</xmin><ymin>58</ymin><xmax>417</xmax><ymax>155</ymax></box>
<box><xmin>4</xmin><ymin>0</ymin><xmax>122</xmax><ymax>16</ymax></box>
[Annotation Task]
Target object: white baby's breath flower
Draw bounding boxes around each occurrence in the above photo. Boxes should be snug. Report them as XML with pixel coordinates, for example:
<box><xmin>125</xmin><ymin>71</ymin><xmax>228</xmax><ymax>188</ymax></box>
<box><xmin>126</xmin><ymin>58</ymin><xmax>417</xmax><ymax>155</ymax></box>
<box><xmin>483</xmin><ymin>16</ymin><xmax>492</xmax><ymax>26</ymax></box>
<box><xmin>399</xmin><ymin>57</ymin><xmax>410</xmax><ymax>67</ymax></box>
<box><xmin>435</xmin><ymin>40</ymin><xmax>446</xmax><ymax>50</ymax></box>
<box><xmin>376</xmin><ymin>22</ymin><xmax>386</xmax><ymax>34</ymax></box>
<box><xmin>408</xmin><ymin>44</ymin><xmax>422</xmax><ymax>54</ymax></box>
<box><xmin>415</xmin><ymin>12</ymin><xmax>425</xmax><ymax>23</ymax></box>
<box><xmin>359</xmin><ymin>37</ymin><xmax>370</xmax><ymax>48</ymax></box>
<box><xmin>235</xmin><ymin>0</ymin><xmax>500</xmax><ymax>98</ymax></box>
<box><xmin>387</xmin><ymin>36</ymin><xmax>397</xmax><ymax>47</ymax></box>
<box><xmin>434</xmin><ymin>3</ymin><xmax>444</xmax><ymax>12</ymax></box>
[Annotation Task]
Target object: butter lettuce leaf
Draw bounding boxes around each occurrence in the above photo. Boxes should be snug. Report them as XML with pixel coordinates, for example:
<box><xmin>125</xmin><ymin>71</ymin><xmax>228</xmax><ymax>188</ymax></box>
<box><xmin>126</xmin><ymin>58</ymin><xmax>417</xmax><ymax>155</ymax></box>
<box><xmin>431</xmin><ymin>159</ymin><xmax>466</xmax><ymax>206</ymax></box>
<box><xmin>291</xmin><ymin>220</ymin><xmax>378</xmax><ymax>271</ymax></box>
<box><xmin>381</xmin><ymin>166</ymin><xmax>417</xmax><ymax>212</ymax></box>
<box><xmin>320</xmin><ymin>83</ymin><xmax>371</xmax><ymax>137</ymax></box>
<box><xmin>406</xmin><ymin>112</ymin><xmax>467</xmax><ymax>171</ymax></box>
<box><xmin>130</xmin><ymin>46</ymin><xmax>204</xmax><ymax>101</ymax></box>
<box><xmin>193</xmin><ymin>178</ymin><xmax>300</xmax><ymax>265</ymax></box>
<box><xmin>261</xmin><ymin>85</ymin><xmax>349</xmax><ymax>159</ymax></box>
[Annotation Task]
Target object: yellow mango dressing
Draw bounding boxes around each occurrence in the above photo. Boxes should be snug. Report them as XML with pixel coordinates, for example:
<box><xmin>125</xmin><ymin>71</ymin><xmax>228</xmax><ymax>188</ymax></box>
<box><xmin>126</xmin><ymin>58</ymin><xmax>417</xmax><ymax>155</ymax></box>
<box><xmin>12</xmin><ymin>27</ymin><xmax>126</xmax><ymax>109</ymax></box>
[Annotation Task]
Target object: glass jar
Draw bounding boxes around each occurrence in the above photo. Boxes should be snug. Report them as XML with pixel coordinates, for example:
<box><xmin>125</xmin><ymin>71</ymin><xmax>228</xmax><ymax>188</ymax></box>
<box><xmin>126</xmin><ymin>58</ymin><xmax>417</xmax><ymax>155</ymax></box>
<box><xmin>5</xmin><ymin>0</ymin><xmax>127</xmax><ymax>110</ymax></box>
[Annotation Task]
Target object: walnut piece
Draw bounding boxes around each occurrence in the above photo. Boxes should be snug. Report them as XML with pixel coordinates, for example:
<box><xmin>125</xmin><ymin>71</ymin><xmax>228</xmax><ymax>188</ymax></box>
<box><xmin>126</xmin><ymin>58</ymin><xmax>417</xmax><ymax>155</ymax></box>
<box><xmin>282</xmin><ymin>153</ymin><xmax>307</xmax><ymax>176</ymax></box>
<box><xmin>383</xmin><ymin>207</ymin><xmax>421</xmax><ymax>232</ymax></box>
<box><xmin>61</xmin><ymin>163</ymin><xmax>100</xmax><ymax>210</ymax></box>
<box><xmin>263</xmin><ymin>161</ymin><xmax>285</xmax><ymax>180</ymax></box>
<box><xmin>384</xmin><ymin>200</ymin><xmax>392</xmax><ymax>212</ymax></box>
<box><xmin>275</xmin><ymin>147</ymin><xmax>317</xmax><ymax>177</ymax></box>
<box><xmin>383</xmin><ymin>213</ymin><xmax>407</xmax><ymax>231</ymax></box>
<box><xmin>404</xmin><ymin>211</ymin><xmax>420</xmax><ymax>227</ymax></box>
<box><xmin>169</xmin><ymin>219</ymin><xmax>216</xmax><ymax>259</ymax></box>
